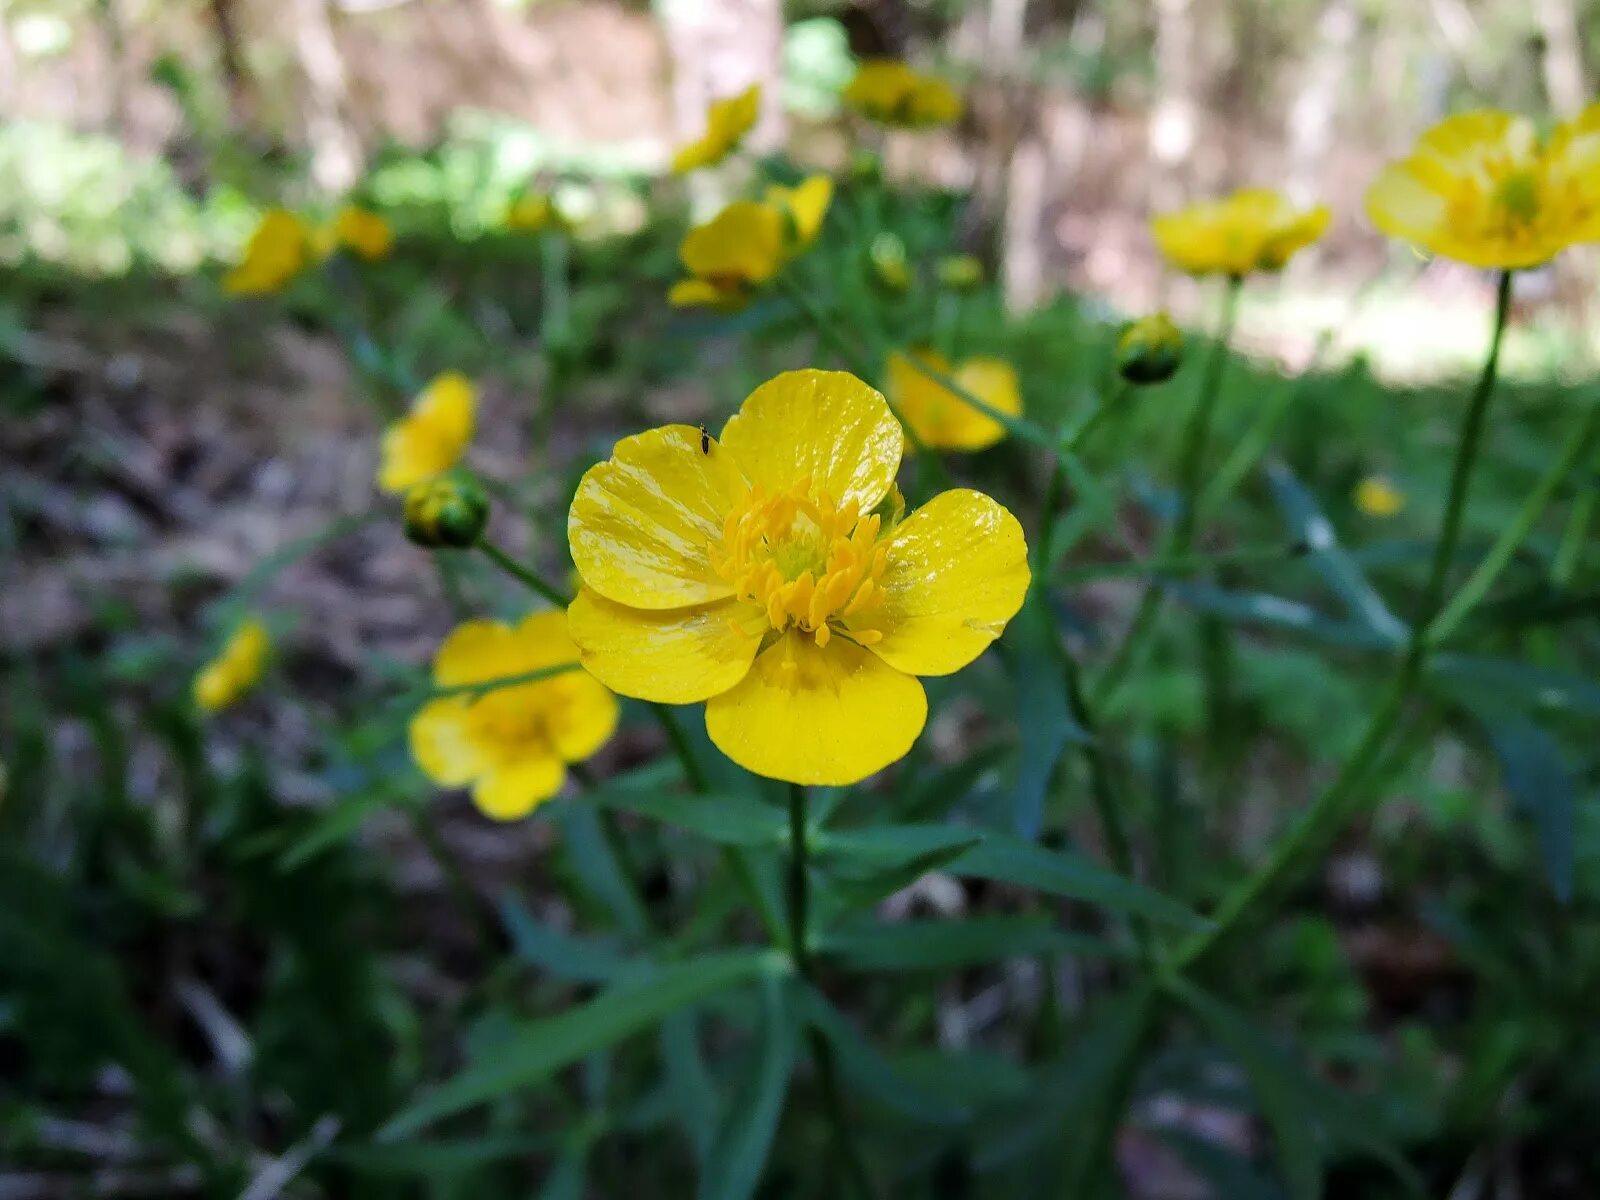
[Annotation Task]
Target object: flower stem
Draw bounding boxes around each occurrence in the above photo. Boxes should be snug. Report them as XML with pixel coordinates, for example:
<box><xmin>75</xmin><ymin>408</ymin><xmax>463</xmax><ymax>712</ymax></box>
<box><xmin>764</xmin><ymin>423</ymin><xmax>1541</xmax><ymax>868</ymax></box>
<box><xmin>1095</xmin><ymin>277</ymin><xmax>1241</xmax><ymax>706</ymax></box>
<box><xmin>1427</xmin><ymin>399</ymin><xmax>1600</xmax><ymax>644</ymax></box>
<box><xmin>1173</xmin><ymin>268</ymin><xmax>1513</xmax><ymax>972</ymax></box>
<box><xmin>1553</xmin><ymin>491</ymin><xmax>1595</xmax><ymax>586</ymax></box>
<box><xmin>476</xmin><ymin>538</ymin><xmax>569</xmax><ymax>608</ymax></box>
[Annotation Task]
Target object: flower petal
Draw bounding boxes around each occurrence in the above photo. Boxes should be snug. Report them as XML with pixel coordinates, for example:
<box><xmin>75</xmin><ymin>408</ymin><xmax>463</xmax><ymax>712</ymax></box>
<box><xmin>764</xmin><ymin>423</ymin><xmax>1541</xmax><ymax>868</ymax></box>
<box><xmin>409</xmin><ymin>697</ymin><xmax>485</xmax><ymax>786</ymax></box>
<box><xmin>567</xmin><ymin>589</ymin><xmax>762</xmax><ymax>704</ymax></box>
<box><xmin>570</xmin><ymin>424</ymin><xmax>749</xmax><ymax>609</ymax></box>
<box><xmin>545</xmin><ymin>671</ymin><xmax>621</xmax><ymax>762</ymax></box>
<box><xmin>432</xmin><ymin>619</ymin><xmax>519</xmax><ymax>686</ymax></box>
<box><xmin>472</xmin><ymin>755</ymin><xmax>566</xmax><ymax>821</ymax></box>
<box><xmin>863</xmin><ymin>488</ymin><xmax>1030</xmax><ymax>677</ymax></box>
<box><xmin>718</xmin><ymin>369</ymin><xmax>903</xmax><ymax>510</ymax></box>
<box><xmin>705</xmin><ymin>631</ymin><xmax>926</xmax><ymax>785</ymax></box>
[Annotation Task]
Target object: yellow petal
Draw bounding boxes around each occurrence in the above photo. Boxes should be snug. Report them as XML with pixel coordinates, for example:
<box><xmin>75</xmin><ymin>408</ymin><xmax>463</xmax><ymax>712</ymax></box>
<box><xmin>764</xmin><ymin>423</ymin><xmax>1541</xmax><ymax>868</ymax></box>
<box><xmin>669</xmin><ymin>278</ymin><xmax>730</xmax><ymax>308</ymax></box>
<box><xmin>890</xmin><ymin>352</ymin><xmax>1020</xmax><ymax>451</ymax></box>
<box><xmin>544</xmin><ymin>671</ymin><xmax>621</xmax><ymax>762</ymax></box>
<box><xmin>432</xmin><ymin>619</ymin><xmax>519</xmax><ymax>686</ymax></box>
<box><xmin>767</xmin><ymin>175</ymin><xmax>834</xmax><ymax>251</ymax></box>
<box><xmin>472</xmin><ymin>755</ymin><xmax>566</xmax><ymax>821</ymax></box>
<box><xmin>705</xmin><ymin>631</ymin><xmax>926</xmax><ymax>785</ymax></box>
<box><xmin>864</xmin><ymin>488</ymin><xmax>1030</xmax><ymax>677</ymax></box>
<box><xmin>680</xmin><ymin>202</ymin><xmax>786</xmax><ymax>285</ymax></box>
<box><xmin>1364</xmin><ymin>165</ymin><xmax>1449</xmax><ymax>248</ymax></box>
<box><xmin>409</xmin><ymin>697</ymin><xmax>485</xmax><ymax>786</ymax></box>
<box><xmin>569</xmin><ymin>424</ymin><xmax>749</xmax><ymax>609</ymax></box>
<box><xmin>377</xmin><ymin>372</ymin><xmax>476</xmax><ymax>493</ymax></box>
<box><xmin>719</xmin><ymin>369</ymin><xmax>903</xmax><ymax>511</ymax></box>
<box><xmin>567</xmin><ymin>589</ymin><xmax>762</xmax><ymax>704</ymax></box>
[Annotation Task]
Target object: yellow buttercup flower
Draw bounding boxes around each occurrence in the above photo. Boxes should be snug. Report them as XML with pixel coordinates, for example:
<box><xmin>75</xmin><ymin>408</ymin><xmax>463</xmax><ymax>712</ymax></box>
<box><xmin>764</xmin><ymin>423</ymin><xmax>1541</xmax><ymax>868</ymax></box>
<box><xmin>332</xmin><ymin>205</ymin><xmax>394</xmax><ymax>261</ymax></box>
<box><xmin>506</xmin><ymin>192</ymin><xmax>569</xmax><ymax>235</ymax></box>
<box><xmin>1366</xmin><ymin>108</ymin><xmax>1600</xmax><ymax>269</ymax></box>
<box><xmin>1354</xmin><ymin>475</ymin><xmax>1406</xmax><ymax>518</ymax></box>
<box><xmin>223</xmin><ymin>209</ymin><xmax>311</xmax><ymax>295</ymax></box>
<box><xmin>409</xmin><ymin>614</ymin><xmax>619</xmax><ymax>820</ymax></box>
<box><xmin>843</xmin><ymin>59</ymin><xmax>962</xmax><ymax>129</ymax></box>
<box><xmin>1152</xmin><ymin>188</ymin><xmax>1330</xmax><ymax>277</ymax></box>
<box><xmin>567</xmin><ymin>369</ymin><xmax>1030</xmax><ymax>786</ymax></box>
<box><xmin>378</xmin><ymin>372</ymin><xmax>477</xmax><ymax>494</ymax></box>
<box><xmin>669</xmin><ymin>200</ymin><xmax>786</xmax><ymax>310</ymax></box>
<box><xmin>194</xmin><ymin>618</ymin><xmax>270</xmax><ymax>713</ymax></box>
<box><xmin>764</xmin><ymin>175</ymin><xmax>834</xmax><ymax>252</ymax></box>
<box><xmin>887</xmin><ymin>349</ymin><xmax>1022</xmax><ymax>451</ymax></box>
<box><xmin>936</xmin><ymin>254</ymin><xmax>984</xmax><ymax>290</ymax></box>
<box><xmin>672</xmin><ymin>84</ymin><xmax>762</xmax><ymax>174</ymax></box>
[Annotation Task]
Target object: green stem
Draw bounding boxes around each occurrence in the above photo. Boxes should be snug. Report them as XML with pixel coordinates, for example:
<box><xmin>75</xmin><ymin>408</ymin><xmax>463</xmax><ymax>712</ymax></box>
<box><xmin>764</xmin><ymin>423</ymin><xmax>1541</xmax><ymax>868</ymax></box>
<box><xmin>786</xmin><ymin>782</ymin><xmax>811</xmax><ymax>967</ymax></box>
<box><xmin>477</xmin><ymin>538</ymin><xmax>569</xmax><ymax>608</ymax></box>
<box><xmin>1174</xmin><ymin>268</ymin><xmax>1513</xmax><ymax>972</ymax></box>
<box><xmin>651</xmin><ymin>704</ymin><xmax>708</xmax><ymax>793</ymax></box>
<box><xmin>1095</xmin><ymin>277</ymin><xmax>1241</xmax><ymax>705</ymax></box>
<box><xmin>1035</xmin><ymin>384</ymin><xmax>1128</xmax><ymax>571</ymax></box>
<box><xmin>1428</xmin><ymin>401</ymin><xmax>1600</xmax><ymax>644</ymax></box>
<box><xmin>1553</xmin><ymin>491</ymin><xmax>1595</xmax><ymax>586</ymax></box>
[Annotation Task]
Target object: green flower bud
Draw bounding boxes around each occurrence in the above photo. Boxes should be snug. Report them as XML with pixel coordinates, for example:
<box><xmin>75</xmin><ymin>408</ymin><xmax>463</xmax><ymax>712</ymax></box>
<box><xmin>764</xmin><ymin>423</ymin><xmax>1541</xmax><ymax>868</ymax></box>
<box><xmin>1115</xmin><ymin>312</ymin><xmax>1184</xmax><ymax>385</ymax></box>
<box><xmin>869</xmin><ymin>232</ymin><xmax>910</xmax><ymax>293</ymax></box>
<box><xmin>404</xmin><ymin>473</ymin><xmax>489</xmax><ymax>549</ymax></box>
<box><xmin>935</xmin><ymin>253</ymin><xmax>983</xmax><ymax>291</ymax></box>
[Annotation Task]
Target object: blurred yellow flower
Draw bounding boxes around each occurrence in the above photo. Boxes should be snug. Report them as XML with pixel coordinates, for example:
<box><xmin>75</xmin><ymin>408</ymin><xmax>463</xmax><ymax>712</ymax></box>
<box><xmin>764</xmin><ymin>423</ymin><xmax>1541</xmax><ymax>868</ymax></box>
<box><xmin>223</xmin><ymin>209</ymin><xmax>311</xmax><ymax>295</ymax></box>
<box><xmin>843</xmin><ymin>59</ymin><xmax>962</xmax><ymax>128</ymax></box>
<box><xmin>409</xmin><ymin>614</ymin><xmax>618</xmax><ymax>820</ymax></box>
<box><xmin>1152</xmin><ymin>188</ymin><xmax>1330</xmax><ymax>277</ymax></box>
<box><xmin>333</xmin><ymin>205</ymin><xmax>394</xmax><ymax>261</ymax></box>
<box><xmin>936</xmin><ymin>253</ymin><xmax>984</xmax><ymax>290</ymax></box>
<box><xmin>887</xmin><ymin>349</ymin><xmax>1022</xmax><ymax>451</ymax></box>
<box><xmin>1366</xmin><ymin>108</ymin><xmax>1600</xmax><ymax>269</ymax></box>
<box><xmin>194</xmin><ymin>618</ymin><xmax>270</xmax><ymax>713</ymax></box>
<box><xmin>672</xmin><ymin>83</ymin><xmax>762</xmax><ymax>174</ymax></box>
<box><xmin>506</xmin><ymin>192</ymin><xmax>569</xmax><ymax>234</ymax></box>
<box><xmin>1354</xmin><ymin>475</ymin><xmax>1406</xmax><ymax>518</ymax></box>
<box><xmin>378</xmin><ymin>372</ymin><xmax>477</xmax><ymax>494</ymax></box>
<box><xmin>567</xmin><ymin>369</ymin><xmax>1030</xmax><ymax>785</ymax></box>
<box><xmin>669</xmin><ymin>200</ymin><xmax>786</xmax><ymax>310</ymax></box>
<box><xmin>765</xmin><ymin>174</ymin><xmax>834</xmax><ymax>252</ymax></box>
<box><xmin>1115</xmin><ymin>312</ymin><xmax>1185</xmax><ymax>385</ymax></box>
<box><xmin>869</xmin><ymin>232</ymin><xmax>911</xmax><ymax>292</ymax></box>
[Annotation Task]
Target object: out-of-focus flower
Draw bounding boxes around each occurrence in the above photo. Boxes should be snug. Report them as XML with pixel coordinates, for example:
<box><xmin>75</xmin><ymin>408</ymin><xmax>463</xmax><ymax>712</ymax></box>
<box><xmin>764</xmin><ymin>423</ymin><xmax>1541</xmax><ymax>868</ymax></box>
<box><xmin>765</xmin><ymin>175</ymin><xmax>834</xmax><ymax>252</ymax></box>
<box><xmin>404</xmin><ymin>473</ymin><xmax>490</xmax><ymax>548</ymax></box>
<box><xmin>869</xmin><ymin>232</ymin><xmax>910</xmax><ymax>292</ymax></box>
<box><xmin>1152</xmin><ymin>188</ymin><xmax>1330</xmax><ymax>277</ymax></box>
<box><xmin>936</xmin><ymin>254</ymin><xmax>984</xmax><ymax>290</ymax></box>
<box><xmin>409</xmin><ymin>615</ymin><xmax>618</xmax><ymax>820</ymax></box>
<box><xmin>1354</xmin><ymin>475</ymin><xmax>1406</xmax><ymax>518</ymax></box>
<box><xmin>332</xmin><ymin>205</ymin><xmax>394</xmax><ymax>261</ymax></box>
<box><xmin>1366</xmin><ymin>108</ymin><xmax>1600</xmax><ymax>269</ymax></box>
<box><xmin>1115</xmin><ymin>312</ymin><xmax>1185</xmax><ymax>385</ymax></box>
<box><xmin>843</xmin><ymin>60</ymin><xmax>962</xmax><ymax>129</ymax></box>
<box><xmin>194</xmin><ymin>618</ymin><xmax>270</xmax><ymax>713</ymax></box>
<box><xmin>566</xmin><ymin>369</ymin><xmax>1029</xmax><ymax>785</ymax></box>
<box><xmin>668</xmin><ymin>200</ymin><xmax>786</xmax><ymax>310</ymax></box>
<box><xmin>886</xmin><ymin>349</ymin><xmax>1022</xmax><ymax>451</ymax></box>
<box><xmin>672</xmin><ymin>84</ymin><xmax>762</xmax><ymax>174</ymax></box>
<box><xmin>378</xmin><ymin>372</ymin><xmax>478</xmax><ymax>494</ymax></box>
<box><xmin>223</xmin><ymin>209</ymin><xmax>312</xmax><ymax>295</ymax></box>
<box><xmin>506</xmin><ymin>192</ymin><xmax>569</xmax><ymax>235</ymax></box>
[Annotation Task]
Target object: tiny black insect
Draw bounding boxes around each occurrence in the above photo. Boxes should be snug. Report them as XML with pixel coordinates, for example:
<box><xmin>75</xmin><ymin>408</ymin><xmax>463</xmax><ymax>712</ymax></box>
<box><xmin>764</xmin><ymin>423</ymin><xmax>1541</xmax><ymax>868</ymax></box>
<box><xmin>699</xmin><ymin>424</ymin><xmax>711</xmax><ymax>454</ymax></box>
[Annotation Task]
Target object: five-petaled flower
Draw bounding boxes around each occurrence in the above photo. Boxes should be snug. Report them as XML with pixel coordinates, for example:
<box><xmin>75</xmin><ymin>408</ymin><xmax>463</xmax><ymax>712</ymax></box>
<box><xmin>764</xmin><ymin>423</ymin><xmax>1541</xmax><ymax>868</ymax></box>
<box><xmin>672</xmin><ymin>84</ymin><xmax>762</xmax><ymax>174</ymax></box>
<box><xmin>669</xmin><ymin>179</ymin><xmax>833</xmax><ymax>310</ymax></box>
<box><xmin>410</xmin><ymin>615</ymin><xmax>619</xmax><ymax>820</ymax></box>
<box><xmin>378</xmin><ymin>372</ymin><xmax>477</xmax><ymax>494</ymax></box>
<box><xmin>887</xmin><ymin>349</ymin><xmax>1021</xmax><ymax>451</ymax></box>
<box><xmin>194</xmin><ymin>618</ymin><xmax>271</xmax><ymax>713</ymax></box>
<box><xmin>566</xmin><ymin>369</ymin><xmax>1030</xmax><ymax>785</ymax></box>
<box><xmin>1152</xmin><ymin>188</ymin><xmax>1330</xmax><ymax>277</ymax></box>
<box><xmin>333</xmin><ymin>205</ymin><xmax>394</xmax><ymax>261</ymax></box>
<box><xmin>764</xmin><ymin>175</ymin><xmax>834</xmax><ymax>253</ymax></box>
<box><xmin>1365</xmin><ymin>107</ymin><xmax>1600</xmax><ymax>269</ymax></box>
<box><xmin>843</xmin><ymin>60</ymin><xmax>962</xmax><ymax>129</ymax></box>
<box><xmin>224</xmin><ymin>209</ymin><xmax>312</xmax><ymax>296</ymax></box>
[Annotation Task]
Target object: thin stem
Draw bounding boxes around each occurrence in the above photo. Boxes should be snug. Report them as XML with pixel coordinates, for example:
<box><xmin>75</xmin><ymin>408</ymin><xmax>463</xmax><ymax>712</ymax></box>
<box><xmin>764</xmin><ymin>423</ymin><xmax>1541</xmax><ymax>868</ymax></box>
<box><xmin>1553</xmin><ymin>491</ymin><xmax>1595</xmax><ymax>586</ymax></box>
<box><xmin>786</xmin><ymin>782</ymin><xmax>811</xmax><ymax>967</ymax></box>
<box><xmin>1428</xmin><ymin>401</ymin><xmax>1600</xmax><ymax>644</ymax></box>
<box><xmin>651</xmin><ymin>704</ymin><xmax>708</xmax><ymax>793</ymax></box>
<box><xmin>477</xmin><ymin>538</ymin><xmax>569</xmax><ymax>607</ymax></box>
<box><xmin>1174</xmin><ymin>268</ymin><xmax>1513</xmax><ymax>972</ymax></box>
<box><xmin>1035</xmin><ymin>383</ymin><xmax>1128</xmax><ymax>572</ymax></box>
<box><xmin>407</xmin><ymin>805</ymin><xmax>500</xmax><ymax>955</ymax></box>
<box><xmin>1095</xmin><ymin>277</ymin><xmax>1242</xmax><ymax>705</ymax></box>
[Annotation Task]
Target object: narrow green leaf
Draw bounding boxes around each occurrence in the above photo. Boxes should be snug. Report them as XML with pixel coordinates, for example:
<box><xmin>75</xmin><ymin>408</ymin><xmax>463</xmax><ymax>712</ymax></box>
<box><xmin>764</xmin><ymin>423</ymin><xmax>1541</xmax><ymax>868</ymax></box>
<box><xmin>333</xmin><ymin>1134</ymin><xmax>556</xmax><ymax>1175</ymax></box>
<box><xmin>379</xmin><ymin>949</ymin><xmax>783</xmax><ymax>1141</ymax></box>
<box><xmin>540</xmin><ymin>1152</ymin><xmax>589</xmax><ymax>1200</ymax></box>
<box><xmin>557</xmin><ymin>804</ymin><xmax>650</xmax><ymax>938</ymax></box>
<box><xmin>1432</xmin><ymin>653</ymin><xmax>1600</xmax><ymax>716</ymax></box>
<box><xmin>820</xmin><ymin>915</ymin><xmax>1119</xmax><ymax>973</ymax></box>
<box><xmin>698</xmin><ymin>973</ymin><xmax>798</xmax><ymax>1200</ymax></box>
<box><xmin>1166</xmin><ymin>581</ymin><xmax>1393</xmax><ymax>651</ymax></box>
<box><xmin>498</xmin><ymin>894</ymin><xmax>637</xmax><ymax>983</ymax></box>
<box><xmin>661</xmin><ymin>1012</ymin><xmax>720</xmax><ymax>1163</ymax></box>
<box><xmin>895</xmin><ymin>743</ymin><xmax>1008</xmax><ymax>824</ymax></box>
<box><xmin>816</xmin><ymin>824</ymin><xmax>982</xmax><ymax>869</ymax></box>
<box><xmin>587</xmin><ymin>783</ymin><xmax>788</xmax><ymax>847</ymax></box>
<box><xmin>276</xmin><ymin>780</ymin><xmax>413</xmax><ymax>871</ymax></box>
<box><xmin>1475</xmin><ymin>711</ymin><xmax>1576</xmax><ymax>901</ymax></box>
<box><xmin>1002</xmin><ymin>591</ymin><xmax>1091</xmax><ymax>839</ymax></box>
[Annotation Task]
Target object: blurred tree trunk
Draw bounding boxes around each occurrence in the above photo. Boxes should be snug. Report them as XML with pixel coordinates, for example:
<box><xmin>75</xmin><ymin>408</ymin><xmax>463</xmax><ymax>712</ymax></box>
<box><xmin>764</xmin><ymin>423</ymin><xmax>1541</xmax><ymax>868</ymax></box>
<box><xmin>657</xmin><ymin>0</ymin><xmax>785</xmax><ymax>177</ymax></box>
<box><xmin>1149</xmin><ymin>0</ymin><xmax>1198</xmax><ymax>210</ymax></box>
<box><xmin>1535</xmin><ymin>0</ymin><xmax>1588</xmax><ymax>114</ymax></box>
<box><xmin>207</xmin><ymin>0</ymin><xmax>255</xmax><ymax>129</ymax></box>
<box><xmin>294</xmin><ymin>0</ymin><xmax>362</xmax><ymax>191</ymax></box>
<box><xmin>1286</xmin><ymin>0</ymin><xmax>1356</xmax><ymax>205</ymax></box>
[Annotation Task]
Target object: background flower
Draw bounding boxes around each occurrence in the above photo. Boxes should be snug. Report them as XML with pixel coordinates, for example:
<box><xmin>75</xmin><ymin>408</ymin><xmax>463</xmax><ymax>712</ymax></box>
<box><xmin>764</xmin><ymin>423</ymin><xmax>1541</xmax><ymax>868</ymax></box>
<box><xmin>843</xmin><ymin>60</ymin><xmax>962</xmax><ymax>128</ymax></box>
<box><xmin>223</xmin><ymin>209</ymin><xmax>311</xmax><ymax>295</ymax></box>
<box><xmin>668</xmin><ymin>200</ymin><xmax>785</xmax><ymax>309</ymax></box>
<box><xmin>1152</xmin><ymin>188</ymin><xmax>1330</xmax><ymax>276</ymax></box>
<box><xmin>193</xmin><ymin>618</ymin><xmax>270</xmax><ymax>712</ymax></box>
<box><xmin>332</xmin><ymin>205</ymin><xmax>394</xmax><ymax>261</ymax></box>
<box><xmin>886</xmin><ymin>349</ymin><xmax>1022</xmax><ymax>450</ymax></box>
<box><xmin>671</xmin><ymin>83</ymin><xmax>761</xmax><ymax>174</ymax></box>
<box><xmin>378</xmin><ymin>372</ymin><xmax>477</xmax><ymax>494</ymax></box>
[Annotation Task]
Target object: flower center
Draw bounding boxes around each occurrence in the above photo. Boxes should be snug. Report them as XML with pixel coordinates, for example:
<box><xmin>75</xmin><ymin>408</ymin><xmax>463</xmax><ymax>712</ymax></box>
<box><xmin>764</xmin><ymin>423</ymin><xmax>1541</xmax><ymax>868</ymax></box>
<box><xmin>468</xmin><ymin>686</ymin><xmax>547</xmax><ymax>748</ymax></box>
<box><xmin>1492</xmin><ymin>168</ymin><xmax>1542</xmax><ymax>225</ymax></box>
<box><xmin>710</xmin><ymin>477</ymin><xmax>889</xmax><ymax>648</ymax></box>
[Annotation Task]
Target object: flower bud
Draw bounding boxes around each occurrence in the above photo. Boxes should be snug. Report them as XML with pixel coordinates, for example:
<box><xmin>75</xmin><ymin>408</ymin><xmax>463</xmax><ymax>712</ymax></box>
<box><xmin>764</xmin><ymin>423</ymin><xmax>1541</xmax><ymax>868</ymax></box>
<box><xmin>1115</xmin><ymin>312</ymin><xmax>1184</xmax><ymax>385</ymax></box>
<box><xmin>404</xmin><ymin>473</ymin><xmax>489</xmax><ymax>549</ymax></box>
<box><xmin>869</xmin><ymin>232</ymin><xmax>910</xmax><ymax>292</ymax></box>
<box><xmin>936</xmin><ymin>253</ymin><xmax>983</xmax><ymax>291</ymax></box>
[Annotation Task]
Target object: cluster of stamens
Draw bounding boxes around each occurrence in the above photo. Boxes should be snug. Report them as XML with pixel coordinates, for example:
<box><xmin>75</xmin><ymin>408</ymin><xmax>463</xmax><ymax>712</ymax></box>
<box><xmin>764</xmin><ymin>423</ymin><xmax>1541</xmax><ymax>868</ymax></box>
<box><xmin>709</xmin><ymin>477</ymin><xmax>889</xmax><ymax>648</ymax></box>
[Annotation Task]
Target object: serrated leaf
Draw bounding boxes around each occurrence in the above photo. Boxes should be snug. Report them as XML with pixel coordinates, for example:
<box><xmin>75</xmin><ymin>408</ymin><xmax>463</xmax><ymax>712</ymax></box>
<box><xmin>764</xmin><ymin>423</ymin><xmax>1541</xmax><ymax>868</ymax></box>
<box><xmin>379</xmin><ymin>949</ymin><xmax>783</xmax><ymax>1141</ymax></box>
<box><xmin>698</xmin><ymin>973</ymin><xmax>798</xmax><ymax>1200</ymax></box>
<box><xmin>820</xmin><ymin>915</ymin><xmax>1119</xmax><ymax>972</ymax></box>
